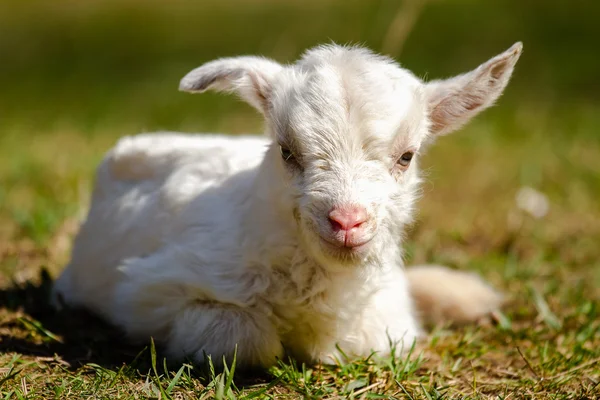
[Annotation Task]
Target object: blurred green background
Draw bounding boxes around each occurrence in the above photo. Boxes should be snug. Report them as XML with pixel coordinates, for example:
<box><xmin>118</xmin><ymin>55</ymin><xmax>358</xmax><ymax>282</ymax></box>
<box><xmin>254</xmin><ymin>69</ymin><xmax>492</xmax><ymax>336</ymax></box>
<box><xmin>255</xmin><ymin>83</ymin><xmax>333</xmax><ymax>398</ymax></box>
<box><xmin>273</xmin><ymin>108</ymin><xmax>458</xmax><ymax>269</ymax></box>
<box><xmin>1</xmin><ymin>0</ymin><xmax>599</xmax><ymax>264</ymax></box>
<box><xmin>2</xmin><ymin>0</ymin><xmax>599</xmax><ymax>130</ymax></box>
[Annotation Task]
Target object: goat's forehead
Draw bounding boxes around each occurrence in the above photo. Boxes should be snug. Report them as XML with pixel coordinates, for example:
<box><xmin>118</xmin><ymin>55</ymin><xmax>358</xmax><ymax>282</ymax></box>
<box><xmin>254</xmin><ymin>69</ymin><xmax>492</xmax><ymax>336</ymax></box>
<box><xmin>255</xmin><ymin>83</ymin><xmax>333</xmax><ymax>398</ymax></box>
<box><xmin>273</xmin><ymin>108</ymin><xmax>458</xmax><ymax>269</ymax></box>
<box><xmin>270</xmin><ymin>57</ymin><xmax>425</xmax><ymax>156</ymax></box>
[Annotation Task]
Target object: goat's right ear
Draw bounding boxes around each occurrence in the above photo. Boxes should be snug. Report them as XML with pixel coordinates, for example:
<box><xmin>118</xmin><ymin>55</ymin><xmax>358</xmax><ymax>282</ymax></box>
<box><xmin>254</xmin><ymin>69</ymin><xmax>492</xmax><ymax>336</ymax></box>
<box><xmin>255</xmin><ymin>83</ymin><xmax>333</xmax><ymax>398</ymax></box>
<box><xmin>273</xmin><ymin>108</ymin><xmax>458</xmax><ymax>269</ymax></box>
<box><xmin>179</xmin><ymin>56</ymin><xmax>284</xmax><ymax>115</ymax></box>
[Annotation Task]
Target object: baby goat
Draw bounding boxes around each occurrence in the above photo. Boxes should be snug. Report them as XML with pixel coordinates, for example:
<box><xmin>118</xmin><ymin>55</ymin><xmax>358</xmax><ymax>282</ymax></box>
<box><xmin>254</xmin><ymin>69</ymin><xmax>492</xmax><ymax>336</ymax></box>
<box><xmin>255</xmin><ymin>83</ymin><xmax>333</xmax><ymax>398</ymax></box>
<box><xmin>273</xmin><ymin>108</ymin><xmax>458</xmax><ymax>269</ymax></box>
<box><xmin>52</xmin><ymin>42</ymin><xmax>523</xmax><ymax>368</ymax></box>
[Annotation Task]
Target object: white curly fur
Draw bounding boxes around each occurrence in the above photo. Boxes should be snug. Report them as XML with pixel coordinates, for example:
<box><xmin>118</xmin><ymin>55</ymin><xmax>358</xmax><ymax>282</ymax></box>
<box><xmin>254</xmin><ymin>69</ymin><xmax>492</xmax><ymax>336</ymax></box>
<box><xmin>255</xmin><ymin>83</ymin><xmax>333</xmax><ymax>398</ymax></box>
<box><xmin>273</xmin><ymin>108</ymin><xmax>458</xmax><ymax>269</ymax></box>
<box><xmin>52</xmin><ymin>42</ymin><xmax>522</xmax><ymax>368</ymax></box>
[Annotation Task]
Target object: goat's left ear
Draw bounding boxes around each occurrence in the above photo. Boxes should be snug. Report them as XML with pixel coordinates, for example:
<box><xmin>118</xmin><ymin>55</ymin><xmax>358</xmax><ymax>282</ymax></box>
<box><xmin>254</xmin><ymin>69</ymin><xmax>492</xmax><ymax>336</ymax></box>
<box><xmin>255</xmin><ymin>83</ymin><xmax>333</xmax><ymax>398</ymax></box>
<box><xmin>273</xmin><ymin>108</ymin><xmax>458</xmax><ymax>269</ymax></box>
<box><xmin>179</xmin><ymin>56</ymin><xmax>284</xmax><ymax>115</ymax></box>
<box><xmin>424</xmin><ymin>42</ymin><xmax>523</xmax><ymax>136</ymax></box>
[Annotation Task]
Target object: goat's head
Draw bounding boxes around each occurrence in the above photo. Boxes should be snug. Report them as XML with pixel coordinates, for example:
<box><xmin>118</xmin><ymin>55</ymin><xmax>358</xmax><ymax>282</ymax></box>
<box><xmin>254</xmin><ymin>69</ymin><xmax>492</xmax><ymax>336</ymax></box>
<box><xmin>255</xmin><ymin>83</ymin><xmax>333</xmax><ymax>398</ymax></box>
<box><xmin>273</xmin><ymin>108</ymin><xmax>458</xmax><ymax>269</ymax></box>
<box><xmin>180</xmin><ymin>42</ymin><xmax>522</xmax><ymax>266</ymax></box>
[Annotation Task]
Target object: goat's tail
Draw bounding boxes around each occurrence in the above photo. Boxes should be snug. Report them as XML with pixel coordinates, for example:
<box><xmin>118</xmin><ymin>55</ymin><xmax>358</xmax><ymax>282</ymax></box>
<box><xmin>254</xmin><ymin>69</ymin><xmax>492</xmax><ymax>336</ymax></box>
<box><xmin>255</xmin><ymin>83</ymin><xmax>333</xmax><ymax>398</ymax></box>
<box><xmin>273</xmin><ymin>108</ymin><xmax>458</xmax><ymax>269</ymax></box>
<box><xmin>405</xmin><ymin>266</ymin><xmax>503</xmax><ymax>327</ymax></box>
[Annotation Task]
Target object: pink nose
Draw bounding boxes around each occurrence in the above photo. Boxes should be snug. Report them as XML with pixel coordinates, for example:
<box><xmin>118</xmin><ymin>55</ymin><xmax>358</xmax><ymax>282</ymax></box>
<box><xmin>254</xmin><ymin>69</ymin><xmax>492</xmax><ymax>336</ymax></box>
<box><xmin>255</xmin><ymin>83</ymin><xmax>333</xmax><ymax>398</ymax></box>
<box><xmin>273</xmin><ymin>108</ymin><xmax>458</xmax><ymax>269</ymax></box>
<box><xmin>328</xmin><ymin>205</ymin><xmax>369</xmax><ymax>232</ymax></box>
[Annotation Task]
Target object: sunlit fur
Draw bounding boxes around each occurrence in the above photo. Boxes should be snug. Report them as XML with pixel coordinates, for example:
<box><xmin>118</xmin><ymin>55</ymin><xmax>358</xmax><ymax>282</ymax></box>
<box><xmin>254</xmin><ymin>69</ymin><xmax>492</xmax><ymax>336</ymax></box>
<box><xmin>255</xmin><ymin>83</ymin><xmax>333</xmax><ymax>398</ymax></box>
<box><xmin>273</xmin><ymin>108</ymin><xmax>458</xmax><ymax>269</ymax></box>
<box><xmin>52</xmin><ymin>42</ymin><xmax>522</xmax><ymax>368</ymax></box>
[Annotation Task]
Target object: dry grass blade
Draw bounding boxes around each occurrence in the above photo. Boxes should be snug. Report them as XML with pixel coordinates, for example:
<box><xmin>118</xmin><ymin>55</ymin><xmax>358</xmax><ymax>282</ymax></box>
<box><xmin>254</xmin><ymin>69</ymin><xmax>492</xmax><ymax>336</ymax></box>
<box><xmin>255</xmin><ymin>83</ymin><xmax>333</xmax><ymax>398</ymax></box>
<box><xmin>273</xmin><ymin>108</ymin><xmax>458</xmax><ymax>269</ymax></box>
<box><xmin>381</xmin><ymin>0</ymin><xmax>429</xmax><ymax>56</ymax></box>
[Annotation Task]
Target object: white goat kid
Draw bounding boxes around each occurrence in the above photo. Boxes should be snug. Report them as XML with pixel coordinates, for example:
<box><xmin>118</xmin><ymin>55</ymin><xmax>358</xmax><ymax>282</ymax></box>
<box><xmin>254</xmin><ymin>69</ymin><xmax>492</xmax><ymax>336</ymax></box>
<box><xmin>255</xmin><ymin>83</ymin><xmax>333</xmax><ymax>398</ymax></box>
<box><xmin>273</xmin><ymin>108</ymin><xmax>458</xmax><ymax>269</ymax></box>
<box><xmin>52</xmin><ymin>42</ymin><xmax>523</xmax><ymax>368</ymax></box>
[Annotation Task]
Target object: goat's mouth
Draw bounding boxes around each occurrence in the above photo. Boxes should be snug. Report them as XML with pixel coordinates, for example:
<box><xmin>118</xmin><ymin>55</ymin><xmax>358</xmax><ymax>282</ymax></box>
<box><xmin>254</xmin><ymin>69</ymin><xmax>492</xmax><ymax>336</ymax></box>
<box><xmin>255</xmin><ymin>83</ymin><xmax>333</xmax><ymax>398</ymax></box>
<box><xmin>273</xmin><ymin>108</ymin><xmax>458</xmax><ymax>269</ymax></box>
<box><xmin>319</xmin><ymin>236</ymin><xmax>374</xmax><ymax>258</ymax></box>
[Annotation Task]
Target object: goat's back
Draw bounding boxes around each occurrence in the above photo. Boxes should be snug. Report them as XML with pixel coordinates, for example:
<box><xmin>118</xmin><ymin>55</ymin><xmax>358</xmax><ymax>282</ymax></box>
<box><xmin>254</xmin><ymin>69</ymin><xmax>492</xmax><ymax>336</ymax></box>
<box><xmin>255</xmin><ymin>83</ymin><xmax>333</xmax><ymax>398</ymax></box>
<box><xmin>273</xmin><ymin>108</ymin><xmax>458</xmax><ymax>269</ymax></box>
<box><xmin>52</xmin><ymin>132</ymin><xmax>269</xmax><ymax>315</ymax></box>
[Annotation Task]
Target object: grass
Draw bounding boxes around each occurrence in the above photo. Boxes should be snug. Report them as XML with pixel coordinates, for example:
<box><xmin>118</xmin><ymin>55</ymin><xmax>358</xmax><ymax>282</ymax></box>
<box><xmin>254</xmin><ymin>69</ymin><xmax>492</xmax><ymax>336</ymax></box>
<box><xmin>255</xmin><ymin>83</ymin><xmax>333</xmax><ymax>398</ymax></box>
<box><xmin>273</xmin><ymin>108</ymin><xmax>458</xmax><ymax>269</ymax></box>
<box><xmin>1</xmin><ymin>0</ymin><xmax>600</xmax><ymax>398</ymax></box>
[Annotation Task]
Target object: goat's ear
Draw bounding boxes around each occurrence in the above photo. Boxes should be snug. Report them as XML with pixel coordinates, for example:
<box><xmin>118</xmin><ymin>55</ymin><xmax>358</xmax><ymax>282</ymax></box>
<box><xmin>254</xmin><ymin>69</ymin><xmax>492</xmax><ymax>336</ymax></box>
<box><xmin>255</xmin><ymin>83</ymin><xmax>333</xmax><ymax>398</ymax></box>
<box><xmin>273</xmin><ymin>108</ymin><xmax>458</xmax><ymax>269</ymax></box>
<box><xmin>424</xmin><ymin>42</ymin><xmax>523</xmax><ymax>136</ymax></box>
<box><xmin>179</xmin><ymin>56</ymin><xmax>284</xmax><ymax>114</ymax></box>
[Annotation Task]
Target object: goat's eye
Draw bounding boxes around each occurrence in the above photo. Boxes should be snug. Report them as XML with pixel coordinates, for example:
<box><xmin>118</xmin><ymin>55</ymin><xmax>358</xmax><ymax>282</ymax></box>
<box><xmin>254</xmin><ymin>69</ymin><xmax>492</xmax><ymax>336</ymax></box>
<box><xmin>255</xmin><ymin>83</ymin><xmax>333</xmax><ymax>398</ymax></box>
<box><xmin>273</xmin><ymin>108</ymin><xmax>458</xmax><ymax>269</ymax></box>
<box><xmin>280</xmin><ymin>146</ymin><xmax>295</xmax><ymax>162</ymax></box>
<box><xmin>397</xmin><ymin>151</ymin><xmax>414</xmax><ymax>167</ymax></box>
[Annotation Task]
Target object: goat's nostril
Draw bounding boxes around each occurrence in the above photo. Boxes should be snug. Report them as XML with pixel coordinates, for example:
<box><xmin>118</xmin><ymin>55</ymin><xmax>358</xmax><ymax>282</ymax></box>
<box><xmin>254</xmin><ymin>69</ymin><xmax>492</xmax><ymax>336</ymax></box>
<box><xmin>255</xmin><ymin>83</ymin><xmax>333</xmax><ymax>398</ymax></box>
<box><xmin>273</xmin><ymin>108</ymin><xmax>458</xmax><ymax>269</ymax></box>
<box><xmin>328</xmin><ymin>205</ymin><xmax>369</xmax><ymax>232</ymax></box>
<box><xmin>328</xmin><ymin>217</ymin><xmax>344</xmax><ymax>232</ymax></box>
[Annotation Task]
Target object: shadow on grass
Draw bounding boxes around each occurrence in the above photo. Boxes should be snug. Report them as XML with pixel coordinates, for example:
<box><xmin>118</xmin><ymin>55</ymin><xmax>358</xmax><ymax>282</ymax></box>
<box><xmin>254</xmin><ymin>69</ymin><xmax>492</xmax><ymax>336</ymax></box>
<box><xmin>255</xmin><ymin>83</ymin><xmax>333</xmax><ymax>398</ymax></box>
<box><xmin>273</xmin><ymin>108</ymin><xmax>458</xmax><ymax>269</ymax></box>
<box><xmin>0</xmin><ymin>269</ymin><xmax>151</xmax><ymax>371</ymax></box>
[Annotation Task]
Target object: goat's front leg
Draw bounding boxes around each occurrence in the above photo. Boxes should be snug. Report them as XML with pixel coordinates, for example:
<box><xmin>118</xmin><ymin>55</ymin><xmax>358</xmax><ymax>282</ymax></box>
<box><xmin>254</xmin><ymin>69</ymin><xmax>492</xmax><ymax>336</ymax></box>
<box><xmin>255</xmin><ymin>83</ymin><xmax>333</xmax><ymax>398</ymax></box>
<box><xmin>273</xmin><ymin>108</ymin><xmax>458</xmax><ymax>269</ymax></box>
<box><xmin>115</xmin><ymin>288</ymin><xmax>284</xmax><ymax>369</ymax></box>
<box><xmin>313</xmin><ymin>274</ymin><xmax>422</xmax><ymax>364</ymax></box>
<box><xmin>111</xmin><ymin>252</ymin><xmax>284</xmax><ymax>369</ymax></box>
<box><xmin>166</xmin><ymin>303</ymin><xmax>284</xmax><ymax>369</ymax></box>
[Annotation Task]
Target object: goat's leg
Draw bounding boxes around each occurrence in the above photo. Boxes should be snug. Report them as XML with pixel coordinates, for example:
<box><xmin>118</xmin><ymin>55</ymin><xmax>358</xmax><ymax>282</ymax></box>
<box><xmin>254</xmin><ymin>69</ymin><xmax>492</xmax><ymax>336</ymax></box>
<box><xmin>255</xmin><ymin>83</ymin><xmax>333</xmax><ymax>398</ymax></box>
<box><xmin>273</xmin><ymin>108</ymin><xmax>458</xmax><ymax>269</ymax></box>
<box><xmin>166</xmin><ymin>304</ymin><xmax>284</xmax><ymax>369</ymax></box>
<box><xmin>309</xmin><ymin>275</ymin><xmax>422</xmax><ymax>364</ymax></box>
<box><xmin>406</xmin><ymin>265</ymin><xmax>503</xmax><ymax>327</ymax></box>
<box><xmin>110</xmin><ymin>248</ymin><xmax>284</xmax><ymax>369</ymax></box>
